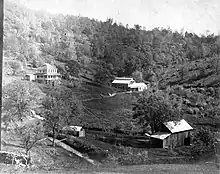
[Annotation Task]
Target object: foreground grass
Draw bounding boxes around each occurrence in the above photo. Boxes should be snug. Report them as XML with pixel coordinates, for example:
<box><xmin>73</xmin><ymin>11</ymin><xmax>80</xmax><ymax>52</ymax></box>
<box><xmin>1</xmin><ymin>163</ymin><xmax>218</xmax><ymax>174</ymax></box>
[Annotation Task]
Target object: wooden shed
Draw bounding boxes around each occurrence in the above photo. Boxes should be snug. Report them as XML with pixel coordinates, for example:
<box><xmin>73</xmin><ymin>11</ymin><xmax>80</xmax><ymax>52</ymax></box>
<box><xmin>24</xmin><ymin>74</ymin><xmax>36</xmax><ymax>81</ymax></box>
<box><xmin>62</xmin><ymin>126</ymin><xmax>85</xmax><ymax>137</ymax></box>
<box><xmin>147</xmin><ymin>119</ymin><xmax>193</xmax><ymax>149</ymax></box>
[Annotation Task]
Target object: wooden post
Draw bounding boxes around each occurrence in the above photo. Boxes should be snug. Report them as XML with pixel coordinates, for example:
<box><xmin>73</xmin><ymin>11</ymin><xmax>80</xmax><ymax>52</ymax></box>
<box><xmin>0</xmin><ymin>0</ymin><xmax>3</xmax><ymax>151</ymax></box>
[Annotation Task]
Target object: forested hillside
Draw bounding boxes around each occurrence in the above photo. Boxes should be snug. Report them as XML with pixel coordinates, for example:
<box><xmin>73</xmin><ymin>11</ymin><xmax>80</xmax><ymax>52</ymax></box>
<box><xmin>4</xmin><ymin>0</ymin><xmax>220</xmax><ymax>130</ymax></box>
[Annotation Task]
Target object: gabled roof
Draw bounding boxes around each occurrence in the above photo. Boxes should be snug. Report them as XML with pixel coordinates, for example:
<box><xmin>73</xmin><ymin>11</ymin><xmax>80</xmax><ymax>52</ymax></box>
<box><xmin>149</xmin><ymin>132</ymin><xmax>171</xmax><ymax>140</ymax></box>
<box><xmin>37</xmin><ymin>63</ymin><xmax>56</xmax><ymax>70</ymax></box>
<box><xmin>128</xmin><ymin>82</ymin><xmax>147</xmax><ymax>88</ymax></box>
<box><xmin>163</xmin><ymin>119</ymin><xmax>193</xmax><ymax>133</ymax></box>
<box><xmin>44</xmin><ymin>63</ymin><xmax>56</xmax><ymax>69</ymax></box>
<box><xmin>69</xmin><ymin>126</ymin><xmax>83</xmax><ymax>131</ymax></box>
<box><xmin>25</xmin><ymin>73</ymin><xmax>35</xmax><ymax>76</ymax></box>
<box><xmin>112</xmin><ymin>77</ymin><xmax>135</xmax><ymax>84</ymax></box>
<box><xmin>115</xmin><ymin>77</ymin><xmax>134</xmax><ymax>80</ymax></box>
<box><xmin>63</xmin><ymin>126</ymin><xmax>83</xmax><ymax>132</ymax></box>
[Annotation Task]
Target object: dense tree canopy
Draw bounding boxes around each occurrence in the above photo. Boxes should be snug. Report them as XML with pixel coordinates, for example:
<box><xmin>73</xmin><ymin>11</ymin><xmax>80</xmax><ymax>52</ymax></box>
<box><xmin>133</xmin><ymin>89</ymin><xmax>181</xmax><ymax>134</ymax></box>
<box><xmin>2</xmin><ymin>81</ymin><xmax>45</xmax><ymax>127</ymax></box>
<box><xmin>5</xmin><ymin>1</ymin><xmax>220</xmax><ymax>86</ymax></box>
<box><xmin>41</xmin><ymin>86</ymin><xmax>83</xmax><ymax>146</ymax></box>
<box><xmin>3</xmin><ymin>1</ymin><xmax>220</xmax><ymax>134</ymax></box>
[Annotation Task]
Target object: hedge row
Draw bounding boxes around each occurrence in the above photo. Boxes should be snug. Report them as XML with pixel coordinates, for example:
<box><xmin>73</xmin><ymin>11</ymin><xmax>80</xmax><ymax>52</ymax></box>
<box><xmin>55</xmin><ymin>134</ymin><xmax>108</xmax><ymax>161</ymax></box>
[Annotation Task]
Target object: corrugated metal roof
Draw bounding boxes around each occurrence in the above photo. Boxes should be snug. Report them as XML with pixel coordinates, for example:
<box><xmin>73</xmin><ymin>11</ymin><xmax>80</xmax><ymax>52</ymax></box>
<box><xmin>112</xmin><ymin>79</ymin><xmax>134</xmax><ymax>84</ymax></box>
<box><xmin>115</xmin><ymin>77</ymin><xmax>134</xmax><ymax>80</ymax></box>
<box><xmin>150</xmin><ymin>132</ymin><xmax>171</xmax><ymax>140</ymax></box>
<box><xmin>163</xmin><ymin>119</ymin><xmax>193</xmax><ymax>133</ymax></box>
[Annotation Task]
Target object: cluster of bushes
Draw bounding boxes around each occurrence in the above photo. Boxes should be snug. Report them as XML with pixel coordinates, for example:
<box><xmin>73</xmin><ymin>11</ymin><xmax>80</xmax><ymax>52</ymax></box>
<box><xmin>175</xmin><ymin>128</ymin><xmax>215</xmax><ymax>158</ymax></box>
<box><xmin>0</xmin><ymin>151</ymin><xmax>30</xmax><ymax>165</ymax></box>
<box><xmin>190</xmin><ymin>127</ymin><xmax>215</xmax><ymax>157</ymax></box>
<box><xmin>97</xmin><ymin>135</ymin><xmax>151</xmax><ymax>149</ymax></box>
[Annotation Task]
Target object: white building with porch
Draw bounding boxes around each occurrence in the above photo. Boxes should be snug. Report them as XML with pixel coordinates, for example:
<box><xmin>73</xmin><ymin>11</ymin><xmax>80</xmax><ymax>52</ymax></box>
<box><xmin>34</xmin><ymin>63</ymin><xmax>61</xmax><ymax>86</ymax></box>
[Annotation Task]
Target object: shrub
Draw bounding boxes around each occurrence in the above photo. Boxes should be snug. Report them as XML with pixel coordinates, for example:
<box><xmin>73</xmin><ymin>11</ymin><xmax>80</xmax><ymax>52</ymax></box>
<box><xmin>191</xmin><ymin>127</ymin><xmax>215</xmax><ymax>156</ymax></box>
<box><xmin>7</xmin><ymin>60</ymin><xmax>22</xmax><ymax>75</ymax></box>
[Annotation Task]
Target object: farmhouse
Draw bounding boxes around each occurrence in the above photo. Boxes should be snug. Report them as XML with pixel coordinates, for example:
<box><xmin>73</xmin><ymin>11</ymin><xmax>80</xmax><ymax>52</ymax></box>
<box><xmin>34</xmin><ymin>63</ymin><xmax>61</xmax><ymax>86</ymax></box>
<box><xmin>147</xmin><ymin>119</ymin><xmax>193</xmax><ymax>149</ymax></box>
<box><xmin>112</xmin><ymin>77</ymin><xmax>135</xmax><ymax>90</ymax></box>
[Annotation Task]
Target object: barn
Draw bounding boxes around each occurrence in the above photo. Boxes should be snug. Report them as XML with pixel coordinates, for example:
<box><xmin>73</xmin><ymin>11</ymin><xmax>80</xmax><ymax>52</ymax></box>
<box><xmin>112</xmin><ymin>77</ymin><xmax>135</xmax><ymax>90</ymax></box>
<box><xmin>148</xmin><ymin>119</ymin><xmax>193</xmax><ymax>149</ymax></box>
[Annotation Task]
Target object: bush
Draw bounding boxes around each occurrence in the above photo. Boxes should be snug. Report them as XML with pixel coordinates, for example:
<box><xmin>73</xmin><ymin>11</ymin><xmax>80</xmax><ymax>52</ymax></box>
<box><xmin>191</xmin><ymin>127</ymin><xmax>215</xmax><ymax>156</ymax></box>
<box><xmin>0</xmin><ymin>152</ymin><xmax>30</xmax><ymax>165</ymax></box>
<box><xmin>7</xmin><ymin>60</ymin><xmax>22</xmax><ymax>75</ymax></box>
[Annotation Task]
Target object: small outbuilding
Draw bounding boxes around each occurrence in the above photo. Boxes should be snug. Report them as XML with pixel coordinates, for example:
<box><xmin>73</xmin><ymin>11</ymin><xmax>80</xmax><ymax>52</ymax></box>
<box><xmin>24</xmin><ymin>74</ymin><xmax>35</xmax><ymax>81</ymax></box>
<box><xmin>128</xmin><ymin>82</ymin><xmax>148</xmax><ymax>92</ymax></box>
<box><xmin>62</xmin><ymin>126</ymin><xmax>85</xmax><ymax>137</ymax></box>
<box><xmin>146</xmin><ymin>119</ymin><xmax>193</xmax><ymax>149</ymax></box>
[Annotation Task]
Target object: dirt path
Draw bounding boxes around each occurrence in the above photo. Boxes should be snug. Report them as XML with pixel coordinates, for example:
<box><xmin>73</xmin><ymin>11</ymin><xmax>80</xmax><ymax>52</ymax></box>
<box><xmin>81</xmin><ymin>91</ymin><xmax>131</xmax><ymax>102</ymax></box>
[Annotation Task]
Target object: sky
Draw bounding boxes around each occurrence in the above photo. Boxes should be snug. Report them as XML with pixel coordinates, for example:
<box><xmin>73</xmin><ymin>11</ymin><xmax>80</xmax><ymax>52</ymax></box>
<box><xmin>15</xmin><ymin>0</ymin><xmax>220</xmax><ymax>35</ymax></box>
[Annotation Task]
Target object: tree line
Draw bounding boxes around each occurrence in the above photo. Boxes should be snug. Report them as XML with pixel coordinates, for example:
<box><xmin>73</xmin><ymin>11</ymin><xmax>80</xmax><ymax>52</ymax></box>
<box><xmin>4</xmin><ymin>1</ymin><xmax>220</xmax><ymax>86</ymax></box>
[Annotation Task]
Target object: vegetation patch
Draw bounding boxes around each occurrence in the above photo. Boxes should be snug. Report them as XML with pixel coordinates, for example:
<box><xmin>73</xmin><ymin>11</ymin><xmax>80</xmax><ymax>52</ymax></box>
<box><xmin>0</xmin><ymin>151</ymin><xmax>30</xmax><ymax>165</ymax></box>
<box><xmin>54</xmin><ymin>134</ymin><xmax>108</xmax><ymax>162</ymax></box>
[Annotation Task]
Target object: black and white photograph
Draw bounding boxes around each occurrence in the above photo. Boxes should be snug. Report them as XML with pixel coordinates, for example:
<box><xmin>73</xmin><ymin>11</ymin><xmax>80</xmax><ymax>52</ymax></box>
<box><xmin>0</xmin><ymin>0</ymin><xmax>220</xmax><ymax>173</ymax></box>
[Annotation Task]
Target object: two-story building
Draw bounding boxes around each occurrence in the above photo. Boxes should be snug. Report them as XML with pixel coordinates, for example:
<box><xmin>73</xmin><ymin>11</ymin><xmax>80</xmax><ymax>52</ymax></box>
<box><xmin>34</xmin><ymin>63</ymin><xmax>61</xmax><ymax>86</ymax></box>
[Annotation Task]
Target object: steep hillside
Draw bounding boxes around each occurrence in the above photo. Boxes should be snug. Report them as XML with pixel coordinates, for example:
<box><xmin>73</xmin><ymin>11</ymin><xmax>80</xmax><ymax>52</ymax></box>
<box><xmin>5</xmin><ymin>0</ymin><xmax>220</xmax><ymax>85</ymax></box>
<box><xmin>3</xmin><ymin>0</ymin><xmax>220</xmax><ymax>132</ymax></box>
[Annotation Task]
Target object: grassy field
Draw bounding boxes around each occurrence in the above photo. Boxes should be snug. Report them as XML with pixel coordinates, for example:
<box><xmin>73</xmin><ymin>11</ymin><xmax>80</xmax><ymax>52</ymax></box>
<box><xmin>1</xmin><ymin>73</ymin><xmax>220</xmax><ymax>173</ymax></box>
<box><xmin>0</xmin><ymin>163</ymin><xmax>218</xmax><ymax>174</ymax></box>
<box><xmin>1</xmin><ymin>128</ymin><xmax>219</xmax><ymax>174</ymax></box>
